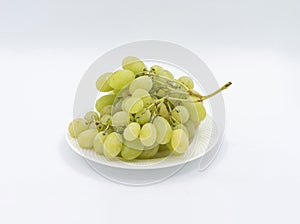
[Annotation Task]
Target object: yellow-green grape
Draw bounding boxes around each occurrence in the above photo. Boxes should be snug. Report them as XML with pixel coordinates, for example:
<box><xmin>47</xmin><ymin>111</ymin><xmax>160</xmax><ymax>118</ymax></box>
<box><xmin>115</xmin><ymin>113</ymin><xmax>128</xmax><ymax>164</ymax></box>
<box><xmin>138</xmin><ymin>145</ymin><xmax>159</xmax><ymax>159</ymax></box>
<box><xmin>172</xmin><ymin>123</ymin><xmax>189</xmax><ymax>138</ymax></box>
<box><xmin>84</xmin><ymin>111</ymin><xmax>99</xmax><ymax>123</ymax></box>
<box><xmin>95</xmin><ymin>122</ymin><xmax>106</xmax><ymax>132</ymax></box>
<box><xmin>124</xmin><ymin>138</ymin><xmax>144</xmax><ymax>150</ymax></box>
<box><xmin>100</xmin><ymin>114</ymin><xmax>112</xmax><ymax>125</ymax></box>
<box><xmin>122</xmin><ymin>56</ymin><xmax>146</xmax><ymax>74</ymax></box>
<box><xmin>89</xmin><ymin>121</ymin><xmax>97</xmax><ymax>129</ymax></box>
<box><xmin>171</xmin><ymin>105</ymin><xmax>189</xmax><ymax>123</ymax></box>
<box><xmin>121</xmin><ymin>145</ymin><xmax>142</xmax><ymax>160</ymax></box>
<box><xmin>77</xmin><ymin>129</ymin><xmax>98</xmax><ymax>149</ymax></box>
<box><xmin>170</xmin><ymin>129</ymin><xmax>189</xmax><ymax>154</ymax></box>
<box><xmin>153</xmin><ymin>116</ymin><xmax>172</xmax><ymax>144</ymax></box>
<box><xmin>158</xmin><ymin>70</ymin><xmax>174</xmax><ymax>79</ymax></box>
<box><xmin>139</xmin><ymin>123</ymin><xmax>157</xmax><ymax>147</ymax></box>
<box><xmin>135</xmin><ymin>109</ymin><xmax>151</xmax><ymax>125</ymax></box>
<box><xmin>182</xmin><ymin>99</ymin><xmax>206</xmax><ymax>122</ymax></box>
<box><xmin>112</xmin><ymin>111</ymin><xmax>129</xmax><ymax>126</ymax></box>
<box><xmin>150</xmin><ymin>65</ymin><xmax>163</xmax><ymax>74</ymax></box>
<box><xmin>122</xmin><ymin>96</ymin><xmax>144</xmax><ymax>114</ymax></box>
<box><xmin>178</xmin><ymin>76</ymin><xmax>194</xmax><ymax>89</ymax></box>
<box><xmin>99</xmin><ymin>105</ymin><xmax>112</xmax><ymax>117</ymax></box>
<box><xmin>109</xmin><ymin>69</ymin><xmax>135</xmax><ymax>90</ymax></box>
<box><xmin>158</xmin><ymin>103</ymin><xmax>170</xmax><ymax>120</ymax></box>
<box><xmin>142</xmin><ymin>95</ymin><xmax>154</xmax><ymax>107</ymax></box>
<box><xmin>96</xmin><ymin>72</ymin><xmax>113</xmax><ymax>92</ymax></box>
<box><xmin>123</xmin><ymin>122</ymin><xmax>140</xmax><ymax>141</ymax></box>
<box><xmin>129</xmin><ymin>76</ymin><xmax>153</xmax><ymax>94</ymax></box>
<box><xmin>132</xmin><ymin>88</ymin><xmax>150</xmax><ymax>98</ymax></box>
<box><xmin>121</xmin><ymin>97</ymin><xmax>130</xmax><ymax>111</ymax></box>
<box><xmin>93</xmin><ymin>131</ymin><xmax>108</xmax><ymax>155</ymax></box>
<box><xmin>68</xmin><ymin>118</ymin><xmax>89</xmax><ymax>138</ymax></box>
<box><xmin>95</xmin><ymin>94</ymin><xmax>116</xmax><ymax>113</ymax></box>
<box><xmin>184</xmin><ymin>120</ymin><xmax>196</xmax><ymax>139</ymax></box>
<box><xmin>103</xmin><ymin>132</ymin><xmax>123</xmax><ymax>158</ymax></box>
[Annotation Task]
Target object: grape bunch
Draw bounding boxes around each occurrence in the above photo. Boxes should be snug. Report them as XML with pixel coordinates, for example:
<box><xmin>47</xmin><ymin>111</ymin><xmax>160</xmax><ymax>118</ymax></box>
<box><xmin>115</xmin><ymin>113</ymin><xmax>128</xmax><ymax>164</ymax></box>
<box><xmin>68</xmin><ymin>56</ymin><xmax>231</xmax><ymax>161</ymax></box>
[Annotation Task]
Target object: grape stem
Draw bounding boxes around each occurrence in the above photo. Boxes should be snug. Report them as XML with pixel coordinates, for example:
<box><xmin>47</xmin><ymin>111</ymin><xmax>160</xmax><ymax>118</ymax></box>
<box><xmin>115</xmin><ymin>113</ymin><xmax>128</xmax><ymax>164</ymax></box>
<box><xmin>189</xmin><ymin>82</ymin><xmax>232</xmax><ymax>102</ymax></box>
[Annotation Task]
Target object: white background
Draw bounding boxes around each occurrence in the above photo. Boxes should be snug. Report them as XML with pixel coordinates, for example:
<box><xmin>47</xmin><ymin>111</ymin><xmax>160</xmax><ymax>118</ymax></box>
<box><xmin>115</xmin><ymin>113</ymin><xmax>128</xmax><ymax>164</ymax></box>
<box><xmin>1</xmin><ymin>0</ymin><xmax>300</xmax><ymax>223</ymax></box>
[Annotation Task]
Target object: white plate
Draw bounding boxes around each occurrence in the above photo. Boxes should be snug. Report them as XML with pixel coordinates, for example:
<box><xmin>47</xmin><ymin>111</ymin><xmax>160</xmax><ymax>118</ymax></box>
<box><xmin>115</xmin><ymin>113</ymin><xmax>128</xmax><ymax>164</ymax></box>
<box><xmin>66</xmin><ymin>115</ymin><xmax>219</xmax><ymax>169</ymax></box>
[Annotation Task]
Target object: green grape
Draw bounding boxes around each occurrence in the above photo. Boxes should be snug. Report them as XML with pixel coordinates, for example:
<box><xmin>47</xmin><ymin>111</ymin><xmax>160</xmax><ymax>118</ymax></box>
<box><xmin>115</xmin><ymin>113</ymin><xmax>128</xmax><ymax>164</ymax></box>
<box><xmin>158</xmin><ymin>103</ymin><xmax>170</xmax><ymax>120</ymax></box>
<box><xmin>68</xmin><ymin>118</ymin><xmax>89</xmax><ymax>138</ymax></box>
<box><xmin>153</xmin><ymin>116</ymin><xmax>172</xmax><ymax>144</ymax></box>
<box><xmin>158</xmin><ymin>70</ymin><xmax>174</xmax><ymax>79</ymax></box>
<box><xmin>123</xmin><ymin>122</ymin><xmax>140</xmax><ymax>141</ymax></box>
<box><xmin>93</xmin><ymin>131</ymin><xmax>108</xmax><ymax>155</ymax></box>
<box><xmin>178</xmin><ymin>76</ymin><xmax>194</xmax><ymax>89</ymax></box>
<box><xmin>171</xmin><ymin>105</ymin><xmax>189</xmax><ymax>123</ymax></box>
<box><xmin>138</xmin><ymin>145</ymin><xmax>159</xmax><ymax>159</ymax></box>
<box><xmin>172</xmin><ymin>123</ymin><xmax>189</xmax><ymax>138</ymax></box>
<box><xmin>124</xmin><ymin>138</ymin><xmax>144</xmax><ymax>150</ymax></box>
<box><xmin>89</xmin><ymin>121</ymin><xmax>97</xmax><ymax>129</ymax></box>
<box><xmin>132</xmin><ymin>88</ymin><xmax>150</xmax><ymax>98</ymax></box>
<box><xmin>77</xmin><ymin>129</ymin><xmax>98</xmax><ymax>149</ymax></box>
<box><xmin>135</xmin><ymin>109</ymin><xmax>151</xmax><ymax>125</ymax></box>
<box><xmin>112</xmin><ymin>111</ymin><xmax>129</xmax><ymax>127</ymax></box>
<box><xmin>150</xmin><ymin>65</ymin><xmax>163</xmax><ymax>74</ymax></box>
<box><xmin>170</xmin><ymin>129</ymin><xmax>189</xmax><ymax>154</ymax></box>
<box><xmin>84</xmin><ymin>111</ymin><xmax>99</xmax><ymax>123</ymax></box>
<box><xmin>109</xmin><ymin>69</ymin><xmax>135</xmax><ymax>90</ymax></box>
<box><xmin>184</xmin><ymin>120</ymin><xmax>196</xmax><ymax>139</ymax></box>
<box><xmin>122</xmin><ymin>56</ymin><xmax>146</xmax><ymax>74</ymax></box>
<box><xmin>99</xmin><ymin>105</ymin><xmax>112</xmax><ymax>117</ymax></box>
<box><xmin>142</xmin><ymin>95</ymin><xmax>154</xmax><ymax>107</ymax></box>
<box><xmin>95</xmin><ymin>94</ymin><xmax>116</xmax><ymax>113</ymax></box>
<box><xmin>103</xmin><ymin>132</ymin><xmax>123</xmax><ymax>158</ymax></box>
<box><xmin>121</xmin><ymin>145</ymin><xmax>142</xmax><ymax>160</ymax></box>
<box><xmin>139</xmin><ymin>123</ymin><xmax>157</xmax><ymax>147</ymax></box>
<box><xmin>122</xmin><ymin>96</ymin><xmax>144</xmax><ymax>114</ymax></box>
<box><xmin>95</xmin><ymin>121</ymin><xmax>106</xmax><ymax>132</ymax></box>
<box><xmin>182</xmin><ymin>99</ymin><xmax>206</xmax><ymax>122</ymax></box>
<box><xmin>100</xmin><ymin>114</ymin><xmax>112</xmax><ymax>125</ymax></box>
<box><xmin>129</xmin><ymin>76</ymin><xmax>153</xmax><ymax>94</ymax></box>
<box><xmin>96</xmin><ymin>72</ymin><xmax>113</xmax><ymax>92</ymax></box>
<box><xmin>121</xmin><ymin>97</ymin><xmax>130</xmax><ymax>111</ymax></box>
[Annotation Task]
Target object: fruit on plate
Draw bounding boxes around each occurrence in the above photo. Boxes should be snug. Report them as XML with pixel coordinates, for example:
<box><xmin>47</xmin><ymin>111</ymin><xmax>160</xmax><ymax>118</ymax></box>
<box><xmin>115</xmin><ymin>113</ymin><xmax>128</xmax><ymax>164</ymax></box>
<box><xmin>68</xmin><ymin>56</ymin><xmax>231</xmax><ymax>160</ymax></box>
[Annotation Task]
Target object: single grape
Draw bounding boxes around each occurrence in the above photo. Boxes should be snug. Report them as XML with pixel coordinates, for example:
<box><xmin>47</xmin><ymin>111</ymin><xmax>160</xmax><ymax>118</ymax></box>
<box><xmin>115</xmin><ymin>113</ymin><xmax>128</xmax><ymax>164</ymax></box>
<box><xmin>77</xmin><ymin>129</ymin><xmax>98</xmax><ymax>149</ymax></box>
<box><xmin>153</xmin><ymin>116</ymin><xmax>172</xmax><ymax>144</ymax></box>
<box><xmin>182</xmin><ymin>99</ymin><xmax>206</xmax><ymax>122</ymax></box>
<box><xmin>150</xmin><ymin>65</ymin><xmax>163</xmax><ymax>74</ymax></box>
<box><xmin>96</xmin><ymin>72</ymin><xmax>113</xmax><ymax>92</ymax></box>
<box><xmin>132</xmin><ymin>88</ymin><xmax>150</xmax><ymax>98</ymax></box>
<box><xmin>121</xmin><ymin>145</ymin><xmax>142</xmax><ymax>160</ymax></box>
<box><xmin>170</xmin><ymin>129</ymin><xmax>189</xmax><ymax>154</ymax></box>
<box><xmin>171</xmin><ymin>105</ymin><xmax>189</xmax><ymax>123</ymax></box>
<box><xmin>122</xmin><ymin>56</ymin><xmax>146</xmax><ymax>74</ymax></box>
<box><xmin>129</xmin><ymin>76</ymin><xmax>153</xmax><ymax>94</ymax></box>
<box><xmin>103</xmin><ymin>132</ymin><xmax>123</xmax><ymax>158</ymax></box>
<box><xmin>123</xmin><ymin>122</ymin><xmax>140</xmax><ymax>141</ymax></box>
<box><xmin>124</xmin><ymin>138</ymin><xmax>144</xmax><ymax>150</ymax></box>
<box><xmin>178</xmin><ymin>76</ymin><xmax>194</xmax><ymax>89</ymax></box>
<box><xmin>122</xmin><ymin>96</ymin><xmax>144</xmax><ymax>114</ymax></box>
<box><xmin>138</xmin><ymin>145</ymin><xmax>159</xmax><ymax>159</ymax></box>
<box><xmin>100</xmin><ymin>114</ymin><xmax>112</xmax><ymax>125</ymax></box>
<box><xmin>84</xmin><ymin>111</ymin><xmax>99</xmax><ymax>123</ymax></box>
<box><xmin>99</xmin><ymin>105</ymin><xmax>112</xmax><ymax>117</ymax></box>
<box><xmin>95</xmin><ymin>121</ymin><xmax>106</xmax><ymax>132</ymax></box>
<box><xmin>184</xmin><ymin>120</ymin><xmax>196</xmax><ymax>139</ymax></box>
<box><xmin>154</xmin><ymin>145</ymin><xmax>171</xmax><ymax>158</ymax></box>
<box><xmin>95</xmin><ymin>94</ymin><xmax>116</xmax><ymax>113</ymax></box>
<box><xmin>158</xmin><ymin>70</ymin><xmax>174</xmax><ymax>79</ymax></box>
<box><xmin>139</xmin><ymin>123</ymin><xmax>157</xmax><ymax>147</ymax></box>
<box><xmin>93</xmin><ymin>131</ymin><xmax>107</xmax><ymax>155</ymax></box>
<box><xmin>158</xmin><ymin>103</ymin><xmax>170</xmax><ymax>120</ymax></box>
<box><xmin>109</xmin><ymin>69</ymin><xmax>135</xmax><ymax>90</ymax></box>
<box><xmin>172</xmin><ymin>123</ymin><xmax>189</xmax><ymax>138</ymax></box>
<box><xmin>68</xmin><ymin>118</ymin><xmax>89</xmax><ymax>138</ymax></box>
<box><xmin>135</xmin><ymin>109</ymin><xmax>151</xmax><ymax>125</ymax></box>
<box><xmin>112</xmin><ymin>111</ymin><xmax>129</xmax><ymax>127</ymax></box>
